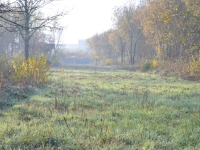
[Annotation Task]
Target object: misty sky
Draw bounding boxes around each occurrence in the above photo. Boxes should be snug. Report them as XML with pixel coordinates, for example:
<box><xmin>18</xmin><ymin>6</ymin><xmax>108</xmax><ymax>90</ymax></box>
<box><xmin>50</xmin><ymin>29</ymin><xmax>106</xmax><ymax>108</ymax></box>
<box><xmin>57</xmin><ymin>0</ymin><xmax>139</xmax><ymax>44</ymax></box>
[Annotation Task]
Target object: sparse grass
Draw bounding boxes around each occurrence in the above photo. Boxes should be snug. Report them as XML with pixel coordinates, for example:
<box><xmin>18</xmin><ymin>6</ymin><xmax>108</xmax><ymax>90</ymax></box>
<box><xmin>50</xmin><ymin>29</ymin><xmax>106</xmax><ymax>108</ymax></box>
<box><xmin>0</xmin><ymin>66</ymin><xmax>200</xmax><ymax>149</ymax></box>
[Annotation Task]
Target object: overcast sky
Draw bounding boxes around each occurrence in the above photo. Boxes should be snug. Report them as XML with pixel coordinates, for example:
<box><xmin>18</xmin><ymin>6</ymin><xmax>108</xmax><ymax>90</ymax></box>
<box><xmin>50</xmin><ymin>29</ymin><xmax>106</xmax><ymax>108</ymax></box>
<box><xmin>56</xmin><ymin>0</ymin><xmax>139</xmax><ymax>44</ymax></box>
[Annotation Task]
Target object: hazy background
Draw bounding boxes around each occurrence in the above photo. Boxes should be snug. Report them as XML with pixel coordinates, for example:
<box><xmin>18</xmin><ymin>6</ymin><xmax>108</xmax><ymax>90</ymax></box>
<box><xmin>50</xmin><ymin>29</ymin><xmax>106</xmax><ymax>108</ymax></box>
<box><xmin>56</xmin><ymin>0</ymin><xmax>139</xmax><ymax>44</ymax></box>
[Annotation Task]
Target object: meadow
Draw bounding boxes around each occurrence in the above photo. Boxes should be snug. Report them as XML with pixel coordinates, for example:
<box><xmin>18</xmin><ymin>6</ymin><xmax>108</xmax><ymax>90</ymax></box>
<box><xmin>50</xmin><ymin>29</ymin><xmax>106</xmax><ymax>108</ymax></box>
<box><xmin>0</xmin><ymin>66</ymin><xmax>200</xmax><ymax>149</ymax></box>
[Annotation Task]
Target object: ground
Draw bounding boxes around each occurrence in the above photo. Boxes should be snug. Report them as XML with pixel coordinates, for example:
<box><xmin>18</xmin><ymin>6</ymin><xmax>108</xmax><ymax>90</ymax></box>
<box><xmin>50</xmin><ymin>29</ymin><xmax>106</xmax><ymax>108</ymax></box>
<box><xmin>0</xmin><ymin>66</ymin><xmax>200</xmax><ymax>149</ymax></box>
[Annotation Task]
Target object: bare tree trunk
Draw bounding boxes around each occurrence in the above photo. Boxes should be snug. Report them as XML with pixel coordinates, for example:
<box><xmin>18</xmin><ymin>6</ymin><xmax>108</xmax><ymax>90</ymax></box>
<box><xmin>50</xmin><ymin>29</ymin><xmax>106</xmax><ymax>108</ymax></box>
<box><xmin>129</xmin><ymin>38</ymin><xmax>133</xmax><ymax>65</ymax></box>
<box><xmin>121</xmin><ymin>50</ymin><xmax>124</xmax><ymax>63</ymax></box>
<box><xmin>24</xmin><ymin>0</ymin><xmax>30</xmax><ymax>59</ymax></box>
<box><xmin>132</xmin><ymin>42</ymin><xmax>137</xmax><ymax>65</ymax></box>
<box><xmin>25</xmin><ymin>38</ymin><xmax>29</xmax><ymax>59</ymax></box>
<box><xmin>132</xmin><ymin>34</ymin><xmax>142</xmax><ymax>65</ymax></box>
<box><xmin>10</xmin><ymin>39</ymin><xmax>15</xmax><ymax>57</ymax></box>
<box><xmin>120</xmin><ymin>39</ymin><xmax>125</xmax><ymax>64</ymax></box>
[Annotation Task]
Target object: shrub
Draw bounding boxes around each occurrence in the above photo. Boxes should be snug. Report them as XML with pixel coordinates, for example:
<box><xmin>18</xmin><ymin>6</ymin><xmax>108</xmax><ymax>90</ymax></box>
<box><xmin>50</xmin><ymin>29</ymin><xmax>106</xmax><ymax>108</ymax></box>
<box><xmin>140</xmin><ymin>59</ymin><xmax>159</xmax><ymax>71</ymax></box>
<box><xmin>104</xmin><ymin>58</ymin><xmax>112</xmax><ymax>65</ymax></box>
<box><xmin>189</xmin><ymin>56</ymin><xmax>200</xmax><ymax>76</ymax></box>
<box><xmin>56</xmin><ymin>50</ymin><xmax>92</xmax><ymax>65</ymax></box>
<box><xmin>0</xmin><ymin>55</ymin><xmax>11</xmax><ymax>73</ymax></box>
<box><xmin>0</xmin><ymin>55</ymin><xmax>12</xmax><ymax>88</ymax></box>
<box><xmin>151</xmin><ymin>59</ymin><xmax>158</xmax><ymax>69</ymax></box>
<box><xmin>12</xmin><ymin>53</ymin><xmax>54</xmax><ymax>85</ymax></box>
<box><xmin>140</xmin><ymin>61</ymin><xmax>152</xmax><ymax>71</ymax></box>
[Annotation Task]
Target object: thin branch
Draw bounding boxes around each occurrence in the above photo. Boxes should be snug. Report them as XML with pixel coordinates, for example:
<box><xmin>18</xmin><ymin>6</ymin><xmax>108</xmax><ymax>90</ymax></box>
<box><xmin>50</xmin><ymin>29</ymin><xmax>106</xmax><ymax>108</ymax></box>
<box><xmin>63</xmin><ymin>117</ymin><xmax>75</xmax><ymax>137</ymax></box>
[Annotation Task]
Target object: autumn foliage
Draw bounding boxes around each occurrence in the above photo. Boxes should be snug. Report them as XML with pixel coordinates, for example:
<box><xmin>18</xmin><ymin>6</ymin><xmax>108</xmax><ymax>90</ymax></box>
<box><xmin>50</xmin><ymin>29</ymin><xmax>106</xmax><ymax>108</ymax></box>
<box><xmin>12</xmin><ymin>53</ymin><xmax>53</xmax><ymax>84</ymax></box>
<box><xmin>87</xmin><ymin>0</ymin><xmax>200</xmax><ymax>78</ymax></box>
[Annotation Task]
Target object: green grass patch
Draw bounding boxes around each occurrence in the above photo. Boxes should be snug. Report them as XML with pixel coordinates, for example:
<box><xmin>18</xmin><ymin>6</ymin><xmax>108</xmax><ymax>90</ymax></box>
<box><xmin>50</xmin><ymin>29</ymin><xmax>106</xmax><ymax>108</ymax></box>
<box><xmin>0</xmin><ymin>66</ymin><xmax>200</xmax><ymax>149</ymax></box>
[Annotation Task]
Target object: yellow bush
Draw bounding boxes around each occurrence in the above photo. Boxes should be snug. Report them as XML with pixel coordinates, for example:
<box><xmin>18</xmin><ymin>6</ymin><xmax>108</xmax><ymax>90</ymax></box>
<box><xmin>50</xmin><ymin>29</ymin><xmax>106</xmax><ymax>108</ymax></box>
<box><xmin>151</xmin><ymin>59</ymin><xmax>159</xmax><ymax>69</ymax></box>
<box><xmin>104</xmin><ymin>58</ymin><xmax>112</xmax><ymax>65</ymax></box>
<box><xmin>12</xmin><ymin>53</ymin><xmax>54</xmax><ymax>84</ymax></box>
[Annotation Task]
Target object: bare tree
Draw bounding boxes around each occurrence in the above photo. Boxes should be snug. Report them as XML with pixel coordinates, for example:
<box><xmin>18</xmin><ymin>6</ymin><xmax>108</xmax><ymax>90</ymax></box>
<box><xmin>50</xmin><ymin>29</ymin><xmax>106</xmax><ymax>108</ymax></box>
<box><xmin>0</xmin><ymin>1</ymin><xmax>22</xmax><ymax>32</ymax></box>
<box><xmin>10</xmin><ymin>0</ymin><xmax>67</xmax><ymax>59</ymax></box>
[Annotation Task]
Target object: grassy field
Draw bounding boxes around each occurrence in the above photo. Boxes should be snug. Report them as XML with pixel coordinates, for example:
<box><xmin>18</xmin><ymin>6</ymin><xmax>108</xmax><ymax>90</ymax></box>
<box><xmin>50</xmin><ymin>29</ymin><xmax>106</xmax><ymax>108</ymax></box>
<box><xmin>0</xmin><ymin>66</ymin><xmax>200</xmax><ymax>149</ymax></box>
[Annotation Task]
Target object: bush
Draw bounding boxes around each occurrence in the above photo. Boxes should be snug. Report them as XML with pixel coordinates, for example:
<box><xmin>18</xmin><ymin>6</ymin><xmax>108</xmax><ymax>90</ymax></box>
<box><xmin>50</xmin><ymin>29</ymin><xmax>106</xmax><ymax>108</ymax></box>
<box><xmin>12</xmin><ymin>53</ymin><xmax>54</xmax><ymax>85</ymax></box>
<box><xmin>0</xmin><ymin>55</ymin><xmax>11</xmax><ymax>73</ymax></box>
<box><xmin>189</xmin><ymin>56</ymin><xmax>200</xmax><ymax>76</ymax></box>
<box><xmin>56</xmin><ymin>50</ymin><xmax>92</xmax><ymax>65</ymax></box>
<box><xmin>104</xmin><ymin>58</ymin><xmax>112</xmax><ymax>65</ymax></box>
<box><xmin>0</xmin><ymin>55</ymin><xmax>12</xmax><ymax>88</ymax></box>
<box><xmin>140</xmin><ymin>61</ymin><xmax>151</xmax><ymax>71</ymax></box>
<box><xmin>151</xmin><ymin>59</ymin><xmax>158</xmax><ymax>69</ymax></box>
<box><xmin>140</xmin><ymin>59</ymin><xmax>159</xmax><ymax>71</ymax></box>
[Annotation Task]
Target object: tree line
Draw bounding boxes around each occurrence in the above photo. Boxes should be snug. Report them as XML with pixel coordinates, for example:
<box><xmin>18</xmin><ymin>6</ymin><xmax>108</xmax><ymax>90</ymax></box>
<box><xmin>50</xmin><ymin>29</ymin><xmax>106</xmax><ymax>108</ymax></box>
<box><xmin>87</xmin><ymin>0</ymin><xmax>200</xmax><ymax>76</ymax></box>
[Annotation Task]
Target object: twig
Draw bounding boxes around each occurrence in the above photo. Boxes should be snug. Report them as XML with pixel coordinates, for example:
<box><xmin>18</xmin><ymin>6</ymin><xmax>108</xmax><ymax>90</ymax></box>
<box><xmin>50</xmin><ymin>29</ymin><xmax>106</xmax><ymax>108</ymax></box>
<box><xmin>63</xmin><ymin>117</ymin><xmax>75</xmax><ymax>137</ymax></box>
